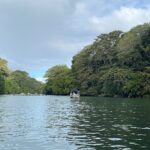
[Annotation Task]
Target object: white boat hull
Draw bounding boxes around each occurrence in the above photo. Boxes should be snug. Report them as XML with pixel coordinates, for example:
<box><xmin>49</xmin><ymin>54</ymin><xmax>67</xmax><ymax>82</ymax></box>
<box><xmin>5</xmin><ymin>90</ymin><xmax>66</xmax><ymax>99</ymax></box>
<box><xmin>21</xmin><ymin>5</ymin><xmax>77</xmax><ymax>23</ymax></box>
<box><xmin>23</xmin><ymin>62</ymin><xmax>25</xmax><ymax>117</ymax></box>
<box><xmin>70</xmin><ymin>93</ymin><xmax>80</xmax><ymax>98</ymax></box>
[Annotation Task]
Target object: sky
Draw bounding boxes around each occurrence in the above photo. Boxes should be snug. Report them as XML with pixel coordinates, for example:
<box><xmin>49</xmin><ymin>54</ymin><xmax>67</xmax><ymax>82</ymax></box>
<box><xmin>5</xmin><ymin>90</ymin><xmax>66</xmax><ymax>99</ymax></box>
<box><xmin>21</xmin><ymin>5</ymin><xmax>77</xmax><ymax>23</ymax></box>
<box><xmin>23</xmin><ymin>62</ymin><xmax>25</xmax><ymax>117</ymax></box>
<box><xmin>0</xmin><ymin>0</ymin><xmax>150</xmax><ymax>82</ymax></box>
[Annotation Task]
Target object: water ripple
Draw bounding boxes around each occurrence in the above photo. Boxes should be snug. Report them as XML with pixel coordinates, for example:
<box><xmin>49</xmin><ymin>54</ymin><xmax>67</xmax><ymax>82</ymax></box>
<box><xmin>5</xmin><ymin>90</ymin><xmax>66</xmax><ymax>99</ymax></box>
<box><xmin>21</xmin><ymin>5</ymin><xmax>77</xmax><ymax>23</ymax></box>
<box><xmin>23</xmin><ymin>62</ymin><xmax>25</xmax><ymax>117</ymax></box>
<box><xmin>0</xmin><ymin>96</ymin><xmax>150</xmax><ymax>150</ymax></box>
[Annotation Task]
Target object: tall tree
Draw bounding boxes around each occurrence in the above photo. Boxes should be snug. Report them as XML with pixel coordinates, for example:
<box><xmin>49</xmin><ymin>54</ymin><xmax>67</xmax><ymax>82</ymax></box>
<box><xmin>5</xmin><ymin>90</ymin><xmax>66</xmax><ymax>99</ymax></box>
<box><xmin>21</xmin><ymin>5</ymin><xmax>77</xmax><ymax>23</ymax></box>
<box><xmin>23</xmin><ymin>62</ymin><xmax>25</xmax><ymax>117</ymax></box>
<box><xmin>0</xmin><ymin>72</ymin><xmax>5</xmax><ymax>94</ymax></box>
<box><xmin>0</xmin><ymin>58</ymin><xmax>10</xmax><ymax>94</ymax></box>
<box><xmin>44</xmin><ymin>65</ymin><xmax>75</xmax><ymax>95</ymax></box>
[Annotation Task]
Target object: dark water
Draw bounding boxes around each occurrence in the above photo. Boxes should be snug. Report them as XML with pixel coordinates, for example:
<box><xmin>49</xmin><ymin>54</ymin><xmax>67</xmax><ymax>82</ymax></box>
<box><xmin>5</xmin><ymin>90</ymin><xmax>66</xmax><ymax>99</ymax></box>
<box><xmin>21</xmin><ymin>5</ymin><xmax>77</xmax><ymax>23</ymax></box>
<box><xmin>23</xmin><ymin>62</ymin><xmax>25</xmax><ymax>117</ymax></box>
<box><xmin>0</xmin><ymin>96</ymin><xmax>150</xmax><ymax>150</ymax></box>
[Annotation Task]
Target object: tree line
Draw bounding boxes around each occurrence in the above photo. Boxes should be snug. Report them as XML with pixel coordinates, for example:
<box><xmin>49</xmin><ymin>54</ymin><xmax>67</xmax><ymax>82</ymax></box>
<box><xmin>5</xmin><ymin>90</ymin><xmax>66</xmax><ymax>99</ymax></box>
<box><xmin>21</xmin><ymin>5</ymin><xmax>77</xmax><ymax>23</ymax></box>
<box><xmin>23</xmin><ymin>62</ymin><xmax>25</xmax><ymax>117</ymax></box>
<box><xmin>0</xmin><ymin>58</ymin><xmax>43</xmax><ymax>94</ymax></box>
<box><xmin>44</xmin><ymin>23</ymin><xmax>150</xmax><ymax>98</ymax></box>
<box><xmin>0</xmin><ymin>23</ymin><xmax>150</xmax><ymax>97</ymax></box>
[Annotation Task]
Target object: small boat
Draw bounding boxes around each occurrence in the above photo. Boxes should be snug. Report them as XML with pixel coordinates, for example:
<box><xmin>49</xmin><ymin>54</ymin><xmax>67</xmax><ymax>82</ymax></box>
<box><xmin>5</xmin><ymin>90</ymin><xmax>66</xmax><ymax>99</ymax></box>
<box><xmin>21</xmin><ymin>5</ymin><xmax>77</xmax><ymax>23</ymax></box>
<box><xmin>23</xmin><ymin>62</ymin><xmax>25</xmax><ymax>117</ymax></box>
<box><xmin>70</xmin><ymin>92</ymin><xmax>80</xmax><ymax>98</ymax></box>
<box><xmin>70</xmin><ymin>88</ymin><xmax>80</xmax><ymax>98</ymax></box>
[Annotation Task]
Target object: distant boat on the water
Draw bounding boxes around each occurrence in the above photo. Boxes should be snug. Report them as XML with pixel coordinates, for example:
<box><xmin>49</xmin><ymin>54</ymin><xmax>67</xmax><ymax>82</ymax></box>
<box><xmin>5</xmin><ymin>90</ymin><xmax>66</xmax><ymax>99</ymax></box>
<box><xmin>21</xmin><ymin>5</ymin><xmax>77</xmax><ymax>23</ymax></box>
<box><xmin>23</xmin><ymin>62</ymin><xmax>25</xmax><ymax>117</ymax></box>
<box><xmin>70</xmin><ymin>88</ymin><xmax>80</xmax><ymax>98</ymax></box>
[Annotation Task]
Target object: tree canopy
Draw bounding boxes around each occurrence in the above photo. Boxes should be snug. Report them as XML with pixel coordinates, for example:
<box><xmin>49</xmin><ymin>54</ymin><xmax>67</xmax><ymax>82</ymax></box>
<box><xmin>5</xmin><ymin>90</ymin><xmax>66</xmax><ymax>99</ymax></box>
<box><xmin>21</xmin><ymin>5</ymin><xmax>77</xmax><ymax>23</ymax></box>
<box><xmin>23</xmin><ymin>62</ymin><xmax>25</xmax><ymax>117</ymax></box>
<box><xmin>5</xmin><ymin>70</ymin><xmax>44</xmax><ymax>94</ymax></box>
<box><xmin>0</xmin><ymin>59</ymin><xmax>44</xmax><ymax>95</ymax></box>
<box><xmin>72</xmin><ymin>23</ymin><xmax>150</xmax><ymax>97</ymax></box>
<box><xmin>0</xmin><ymin>58</ymin><xmax>10</xmax><ymax>76</ymax></box>
<box><xmin>1</xmin><ymin>23</ymin><xmax>150</xmax><ymax>97</ymax></box>
<box><xmin>44</xmin><ymin>65</ymin><xmax>75</xmax><ymax>95</ymax></box>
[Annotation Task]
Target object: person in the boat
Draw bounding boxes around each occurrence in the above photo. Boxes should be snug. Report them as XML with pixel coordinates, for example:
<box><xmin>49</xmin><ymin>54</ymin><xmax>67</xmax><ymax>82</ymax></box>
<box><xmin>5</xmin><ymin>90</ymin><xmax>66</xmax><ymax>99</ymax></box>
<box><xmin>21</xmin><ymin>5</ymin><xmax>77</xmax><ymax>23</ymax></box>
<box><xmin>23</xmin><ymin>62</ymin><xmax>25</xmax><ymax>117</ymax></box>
<box><xmin>70</xmin><ymin>88</ymin><xmax>80</xmax><ymax>95</ymax></box>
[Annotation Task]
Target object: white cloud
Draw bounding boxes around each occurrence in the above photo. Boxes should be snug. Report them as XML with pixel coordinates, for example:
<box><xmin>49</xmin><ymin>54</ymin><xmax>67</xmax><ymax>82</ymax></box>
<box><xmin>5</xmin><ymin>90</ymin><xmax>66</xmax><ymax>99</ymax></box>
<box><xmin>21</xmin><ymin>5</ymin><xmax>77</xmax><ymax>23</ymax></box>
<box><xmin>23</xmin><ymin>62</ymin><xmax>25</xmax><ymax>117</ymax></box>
<box><xmin>88</xmin><ymin>7</ymin><xmax>150</xmax><ymax>33</ymax></box>
<box><xmin>0</xmin><ymin>0</ymin><xmax>150</xmax><ymax>78</ymax></box>
<box><xmin>35</xmin><ymin>77</ymin><xmax>46</xmax><ymax>83</ymax></box>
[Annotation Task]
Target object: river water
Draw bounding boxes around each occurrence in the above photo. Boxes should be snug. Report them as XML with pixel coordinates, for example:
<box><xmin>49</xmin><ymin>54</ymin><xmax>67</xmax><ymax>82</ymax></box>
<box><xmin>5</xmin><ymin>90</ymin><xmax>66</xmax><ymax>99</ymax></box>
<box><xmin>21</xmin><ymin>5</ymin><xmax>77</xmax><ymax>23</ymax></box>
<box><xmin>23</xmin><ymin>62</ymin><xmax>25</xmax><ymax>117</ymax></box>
<box><xmin>0</xmin><ymin>95</ymin><xmax>150</xmax><ymax>150</ymax></box>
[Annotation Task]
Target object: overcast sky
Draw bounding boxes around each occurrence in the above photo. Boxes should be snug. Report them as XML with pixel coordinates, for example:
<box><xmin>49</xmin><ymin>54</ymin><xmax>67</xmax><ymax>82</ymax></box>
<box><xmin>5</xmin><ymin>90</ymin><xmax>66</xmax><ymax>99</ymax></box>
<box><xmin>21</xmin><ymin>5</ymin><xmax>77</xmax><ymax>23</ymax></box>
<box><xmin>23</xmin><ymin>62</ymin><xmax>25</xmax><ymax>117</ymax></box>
<box><xmin>0</xmin><ymin>0</ymin><xmax>150</xmax><ymax>81</ymax></box>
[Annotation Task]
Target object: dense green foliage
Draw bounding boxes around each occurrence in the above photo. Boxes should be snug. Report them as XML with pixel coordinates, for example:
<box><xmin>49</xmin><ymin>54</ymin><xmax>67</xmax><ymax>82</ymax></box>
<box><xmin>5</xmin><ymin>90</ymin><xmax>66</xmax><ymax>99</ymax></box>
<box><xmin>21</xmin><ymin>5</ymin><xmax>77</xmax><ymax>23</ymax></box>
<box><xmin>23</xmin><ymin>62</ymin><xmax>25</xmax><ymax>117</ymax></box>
<box><xmin>72</xmin><ymin>23</ymin><xmax>150</xmax><ymax>97</ymax></box>
<box><xmin>0</xmin><ymin>58</ymin><xmax>10</xmax><ymax>94</ymax></box>
<box><xmin>0</xmin><ymin>58</ymin><xmax>10</xmax><ymax>76</ymax></box>
<box><xmin>0</xmin><ymin>58</ymin><xmax>43</xmax><ymax>95</ymax></box>
<box><xmin>5</xmin><ymin>71</ymin><xmax>43</xmax><ymax>94</ymax></box>
<box><xmin>5</xmin><ymin>77</ymin><xmax>20</xmax><ymax>94</ymax></box>
<box><xmin>1</xmin><ymin>23</ymin><xmax>150</xmax><ymax>97</ymax></box>
<box><xmin>44</xmin><ymin>65</ymin><xmax>75</xmax><ymax>95</ymax></box>
<box><xmin>0</xmin><ymin>72</ymin><xmax>5</xmax><ymax>94</ymax></box>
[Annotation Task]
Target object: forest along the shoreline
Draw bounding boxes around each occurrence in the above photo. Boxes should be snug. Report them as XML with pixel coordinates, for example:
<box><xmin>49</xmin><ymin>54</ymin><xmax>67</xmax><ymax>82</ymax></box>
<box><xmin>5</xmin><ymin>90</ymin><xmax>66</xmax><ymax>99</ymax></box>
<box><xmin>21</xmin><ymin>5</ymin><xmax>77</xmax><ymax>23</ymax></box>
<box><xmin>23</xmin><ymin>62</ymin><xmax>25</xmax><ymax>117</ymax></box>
<box><xmin>0</xmin><ymin>23</ymin><xmax>150</xmax><ymax>97</ymax></box>
<box><xmin>0</xmin><ymin>60</ymin><xmax>43</xmax><ymax>95</ymax></box>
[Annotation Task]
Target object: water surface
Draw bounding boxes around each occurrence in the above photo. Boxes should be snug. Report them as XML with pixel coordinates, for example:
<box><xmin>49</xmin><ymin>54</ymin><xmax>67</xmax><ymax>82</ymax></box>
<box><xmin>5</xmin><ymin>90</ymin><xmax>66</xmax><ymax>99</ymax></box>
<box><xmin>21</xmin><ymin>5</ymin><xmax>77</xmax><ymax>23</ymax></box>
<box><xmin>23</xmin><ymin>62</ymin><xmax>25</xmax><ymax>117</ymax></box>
<box><xmin>0</xmin><ymin>96</ymin><xmax>150</xmax><ymax>150</ymax></box>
